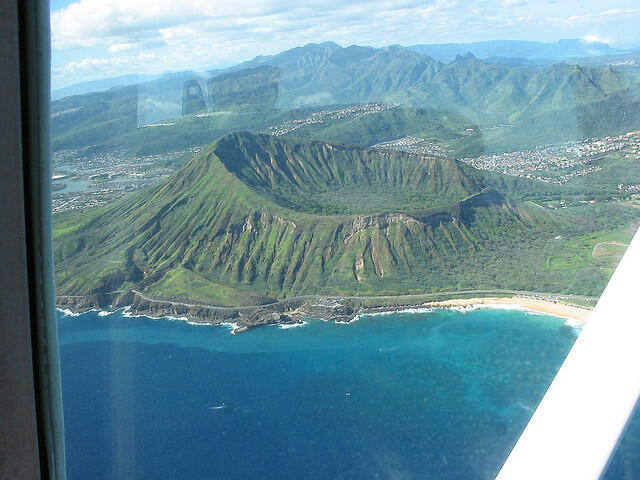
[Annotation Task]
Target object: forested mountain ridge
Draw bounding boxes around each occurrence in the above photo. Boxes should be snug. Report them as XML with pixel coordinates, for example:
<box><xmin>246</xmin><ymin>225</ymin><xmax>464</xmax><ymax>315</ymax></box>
<box><xmin>50</xmin><ymin>43</ymin><xmax>640</xmax><ymax>155</ymax></box>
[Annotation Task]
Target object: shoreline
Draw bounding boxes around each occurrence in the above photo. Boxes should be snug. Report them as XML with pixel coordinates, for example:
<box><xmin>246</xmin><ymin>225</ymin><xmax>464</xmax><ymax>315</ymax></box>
<box><xmin>57</xmin><ymin>294</ymin><xmax>591</xmax><ymax>331</ymax></box>
<box><xmin>419</xmin><ymin>297</ymin><xmax>590</xmax><ymax>324</ymax></box>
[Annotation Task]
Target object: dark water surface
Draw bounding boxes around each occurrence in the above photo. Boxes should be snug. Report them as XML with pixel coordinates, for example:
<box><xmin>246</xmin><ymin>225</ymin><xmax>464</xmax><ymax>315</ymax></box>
<box><xmin>57</xmin><ymin>307</ymin><xmax>639</xmax><ymax>479</ymax></box>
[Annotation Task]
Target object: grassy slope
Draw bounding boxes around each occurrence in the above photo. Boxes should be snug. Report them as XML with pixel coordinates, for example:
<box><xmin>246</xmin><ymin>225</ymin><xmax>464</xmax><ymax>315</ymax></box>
<box><xmin>566</xmin><ymin>151</ymin><xmax>640</xmax><ymax>198</ymax></box>
<box><xmin>282</xmin><ymin>107</ymin><xmax>475</xmax><ymax>145</ymax></box>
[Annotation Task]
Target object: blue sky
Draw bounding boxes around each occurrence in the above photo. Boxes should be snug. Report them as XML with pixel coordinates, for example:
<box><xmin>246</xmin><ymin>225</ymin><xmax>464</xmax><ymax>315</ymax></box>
<box><xmin>51</xmin><ymin>0</ymin><xmax>640</xmax><ymax>90</ymax></box>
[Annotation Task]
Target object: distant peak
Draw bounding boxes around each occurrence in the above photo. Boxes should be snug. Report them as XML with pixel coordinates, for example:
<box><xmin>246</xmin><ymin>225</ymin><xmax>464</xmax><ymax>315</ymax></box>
<box><xmin>381</xmin><ymin>45</ymin><xmax>428</xmax><ymax>60</ymax></box>
<box><xmin>453</xmin><ymin>51</ymin><xmax>476</xmax><ymax>62</ymax></box>
<box><xmin>215</xmin><ymin>130</ymin><xmax>263</xmax><ymax>145</ymax></box>
<box><xmin>303</xmin><ymin>41</ymin><xmax>341</xmax><ymax>50</ymax></box>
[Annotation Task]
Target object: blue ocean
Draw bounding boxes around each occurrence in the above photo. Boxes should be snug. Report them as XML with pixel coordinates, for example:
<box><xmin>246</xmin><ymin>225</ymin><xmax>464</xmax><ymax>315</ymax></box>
<box><xmin>57</xmin><ymin>307</ymin><xmax>639</xmax><ymax>479</ymax></box>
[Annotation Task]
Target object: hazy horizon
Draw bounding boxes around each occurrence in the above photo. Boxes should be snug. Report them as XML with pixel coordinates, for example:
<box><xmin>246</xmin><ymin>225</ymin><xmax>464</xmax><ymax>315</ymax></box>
<box><xmin>52</xmin><ymin>37</ymin><xmax>640</xmax><ymax>93</ymax></box>
<box><xmin>50</xmin><ymin>0</ymin><xmax>640</xmax><ymax>90</ymax></box>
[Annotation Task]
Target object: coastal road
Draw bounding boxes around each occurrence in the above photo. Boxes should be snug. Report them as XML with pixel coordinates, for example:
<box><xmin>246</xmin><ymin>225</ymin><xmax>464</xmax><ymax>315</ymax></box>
<box><xmin>128</xmin><ymin>288</ymin><xmax>596</xmax><ymax>313</ymax></box>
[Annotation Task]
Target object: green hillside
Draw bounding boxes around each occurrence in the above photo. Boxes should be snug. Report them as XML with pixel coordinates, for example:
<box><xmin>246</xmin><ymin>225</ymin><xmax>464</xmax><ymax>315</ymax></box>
<box><xmin>280</xmin><ymin>107</ymin><xmax>477</xmax><ymax>148</ymax></box>
<box><xmin>53</xmin><ymin>132</ymin><xmax>637</xmax><ymax>308</ymax></box>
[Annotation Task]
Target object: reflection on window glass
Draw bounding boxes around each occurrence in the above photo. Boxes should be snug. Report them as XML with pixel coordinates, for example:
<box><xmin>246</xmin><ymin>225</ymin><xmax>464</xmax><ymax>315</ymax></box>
<box><xmin>50</xmin><ymin>0</ymin><xmax>640</xmax><ymax>478</ymax></box>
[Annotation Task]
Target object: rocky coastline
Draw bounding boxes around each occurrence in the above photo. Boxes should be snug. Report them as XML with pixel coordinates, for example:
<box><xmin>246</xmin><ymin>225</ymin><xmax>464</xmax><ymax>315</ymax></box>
<box><xmin>56</xmin><ymin>289</ymin><xmax>593</xmax><ymax>332</ymax></box>
<box><xmin>56</xmin><ymin>291</ymin><xmax>361</xmax><ymax>332</ymax></box>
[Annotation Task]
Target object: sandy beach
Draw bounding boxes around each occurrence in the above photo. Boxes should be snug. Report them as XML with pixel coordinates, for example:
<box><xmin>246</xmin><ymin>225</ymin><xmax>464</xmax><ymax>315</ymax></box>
<box><xmin>422</xmin><ymin>297</ymin><xmax>591</xmax><ymax>324</ymax></box>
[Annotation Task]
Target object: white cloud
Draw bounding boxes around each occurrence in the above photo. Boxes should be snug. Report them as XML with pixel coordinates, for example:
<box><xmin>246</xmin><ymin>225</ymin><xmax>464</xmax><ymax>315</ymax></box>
<box><xmin>51</xmin><ymin>0</ymin><xmax>294</xmax><ymax>49</ymax></box>
<box><xmin>54</xmin><ymin>52</ymin><xmax>159</xmax><ymax>75</ymax></box>
<box><xmin>599</xmin><ymin>8</ymin><xmax>640</xmax><ymax>16</ymax></box>
<box><xmin>108</xmin><ymin>43</ymin><xmax>138</xmax><ymax>54</ymax></box>
<box><xmin>582</xmin><ymin>34</ymin><xmax>612</xmax><ymax>44</ymax></box>
<box><xmin>598</xmin><ymin>8</ymin><xmax>639</xmax><ymax>17</ymax></box>
<box><xmin>501</xmin><ymin>0</ymin><xmax>527</xmax><ymax>7</ymax></box>
<box><xmin>53</xmin><ymin>0</ymin><xmax>517</xmax><ymax>51</ymax></box>
<box><xmin>52</xmin><ymin>0</ymin><xmax>464</xmax><ymax>71</ymax></box>
<box><xmin>552</xmin><ymin>6</ymin><xmax>640</xmax><ymax>26</ymax></box>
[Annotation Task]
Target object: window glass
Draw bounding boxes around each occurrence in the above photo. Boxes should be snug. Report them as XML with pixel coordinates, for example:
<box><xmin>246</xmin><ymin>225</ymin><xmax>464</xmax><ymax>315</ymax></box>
<box><xmin>50</xmin><ymin>1</ymin><xmax>640</xmax><ymax>478</ymax></box>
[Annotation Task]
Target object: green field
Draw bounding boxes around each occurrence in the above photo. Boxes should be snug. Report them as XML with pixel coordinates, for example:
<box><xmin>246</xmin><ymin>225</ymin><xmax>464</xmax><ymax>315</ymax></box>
<box><xmin>545</xmin><ymin>223</ymin><xmax>636</xmax><ymax>277</ymax></box>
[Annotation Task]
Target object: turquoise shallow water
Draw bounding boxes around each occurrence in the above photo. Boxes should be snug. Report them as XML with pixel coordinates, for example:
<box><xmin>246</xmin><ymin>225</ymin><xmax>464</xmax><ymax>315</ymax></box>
<box><xmin>57</xmin><ymin>307</ymin><xmax>638</xmax><ymax>479</ymax></box>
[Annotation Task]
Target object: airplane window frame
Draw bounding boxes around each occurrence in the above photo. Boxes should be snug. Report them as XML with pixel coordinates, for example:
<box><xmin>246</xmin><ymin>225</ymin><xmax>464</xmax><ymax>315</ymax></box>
<box><xmin>1</xmin><ymin>0</ymin><xmax>638</xmax><ymax>479</ymax></box>
<box><xmin>0</xmin><ymin>0</ymin><xmax>65</xmax><ymax>478</ymax></box>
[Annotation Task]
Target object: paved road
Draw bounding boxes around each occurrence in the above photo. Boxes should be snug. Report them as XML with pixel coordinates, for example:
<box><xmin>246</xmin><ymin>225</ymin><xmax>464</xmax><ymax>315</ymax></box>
<box><xmin>129</xmin><ymin>288</ymin><xmax>596</xmax><ymax>312</ymax></box>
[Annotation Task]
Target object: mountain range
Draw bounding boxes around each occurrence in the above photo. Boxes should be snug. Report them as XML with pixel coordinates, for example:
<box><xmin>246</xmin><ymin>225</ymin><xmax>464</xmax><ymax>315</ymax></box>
<box><xmin>51</xmin><ymin>74</ymin><xmax>158</xmax><ymax>101</ymax></box>
<box><xmin>405</xmin><ymin>39</ymin><xmax>616</xmax><ymax>63</ymax></box>
<box><xmin>53</xmin><ymin>38</ymin><xmax>632</xmax><ymax>98</ymax></box>
<box><xmin>50</xmin><ymin>42</ymin><xmax>640</xmax><ymax>157</ymax></box>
